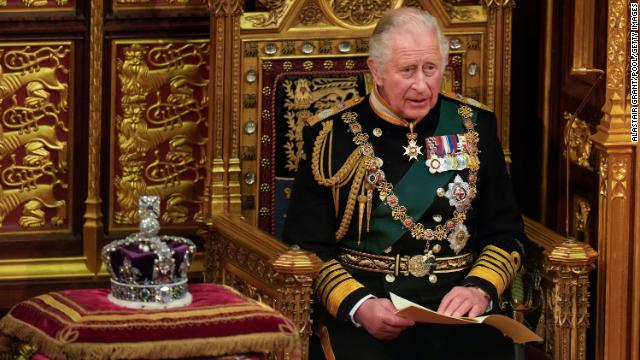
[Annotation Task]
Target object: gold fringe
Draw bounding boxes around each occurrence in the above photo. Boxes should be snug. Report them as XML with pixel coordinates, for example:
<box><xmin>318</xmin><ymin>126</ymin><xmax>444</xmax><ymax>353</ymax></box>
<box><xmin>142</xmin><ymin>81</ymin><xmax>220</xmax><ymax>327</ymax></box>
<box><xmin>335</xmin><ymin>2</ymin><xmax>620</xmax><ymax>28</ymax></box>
<box><xmin>0</xmin><ymin>315</ymin><xmax>299</xmax><ymax>360</ymax></box>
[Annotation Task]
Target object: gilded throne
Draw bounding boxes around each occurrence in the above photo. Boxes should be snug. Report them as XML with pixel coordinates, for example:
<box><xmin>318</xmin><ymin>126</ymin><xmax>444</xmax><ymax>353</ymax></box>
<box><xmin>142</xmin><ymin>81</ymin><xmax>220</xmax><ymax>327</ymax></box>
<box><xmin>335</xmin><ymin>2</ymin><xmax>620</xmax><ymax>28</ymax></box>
<box><xmin>201</xmin><ymin>1</ymin><xmax>597</xmax><ymax>360</ymax></box>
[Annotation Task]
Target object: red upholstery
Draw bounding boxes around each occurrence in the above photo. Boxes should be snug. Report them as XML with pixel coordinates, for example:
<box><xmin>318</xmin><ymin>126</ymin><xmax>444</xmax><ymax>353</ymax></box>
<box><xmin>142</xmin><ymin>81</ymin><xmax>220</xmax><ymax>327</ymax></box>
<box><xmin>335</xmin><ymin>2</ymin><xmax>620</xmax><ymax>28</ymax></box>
<box><xmin>0</xmin><ymin>284</ymin><xmax>297</xmax><ymax>359</ymax></box>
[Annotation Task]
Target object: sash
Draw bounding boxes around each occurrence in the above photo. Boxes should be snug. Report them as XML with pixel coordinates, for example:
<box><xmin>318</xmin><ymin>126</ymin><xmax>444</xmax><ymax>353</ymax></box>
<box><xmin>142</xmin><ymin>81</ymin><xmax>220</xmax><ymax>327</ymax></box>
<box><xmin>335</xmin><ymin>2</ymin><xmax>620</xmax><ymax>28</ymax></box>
<box><xmin>344</xmin><ymin>98</ymin><xmax>476</xmax><ymax>253</ymax></box>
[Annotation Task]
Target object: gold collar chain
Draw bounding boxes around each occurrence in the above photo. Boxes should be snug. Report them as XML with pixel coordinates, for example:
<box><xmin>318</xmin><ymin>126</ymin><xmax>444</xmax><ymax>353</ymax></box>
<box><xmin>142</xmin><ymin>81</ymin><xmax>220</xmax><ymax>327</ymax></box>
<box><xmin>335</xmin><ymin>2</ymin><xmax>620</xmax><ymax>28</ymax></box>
<box><xmin>340</xmin><ymin>104</ymin><xmax>480</xmax><ymax>283</ymax></box>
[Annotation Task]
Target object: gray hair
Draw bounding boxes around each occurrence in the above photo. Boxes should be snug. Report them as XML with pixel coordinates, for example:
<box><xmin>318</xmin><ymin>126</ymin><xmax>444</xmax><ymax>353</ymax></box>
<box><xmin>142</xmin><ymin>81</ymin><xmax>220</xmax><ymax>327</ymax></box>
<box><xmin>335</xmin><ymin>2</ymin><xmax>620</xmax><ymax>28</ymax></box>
<box><xmin>368</xmin><ymin>7</ymin><xmax>449</xmax><ymax>74</ymax></box>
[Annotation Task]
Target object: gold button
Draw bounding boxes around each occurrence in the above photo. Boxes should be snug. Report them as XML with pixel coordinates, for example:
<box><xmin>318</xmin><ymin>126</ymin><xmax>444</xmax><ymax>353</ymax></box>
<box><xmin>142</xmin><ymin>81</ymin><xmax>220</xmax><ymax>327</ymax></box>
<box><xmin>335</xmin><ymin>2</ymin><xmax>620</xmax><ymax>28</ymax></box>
<box><xmin>373</xmin><ymin>128</ymin><xmax>383</xmax><ymax>137</ymax></box>
<box><xmin>385</xmin><ymin>274</ymin><xmax>395</xmax><ymax>283</ymax></box>
<box><xmin>429</xmin><ymin>274</ymin><xmax>438</xmax><ymax>283</ymax></box>
<box><xmin>433</xmin><ymin>214</ymin><xmax>442</xmax><ymax>222</ymax></box>
<box><xmin>432</xmin><ymin>244</ymin><xmax>441</xmax><ymax>253</ymax></box>
<box><xmin>436</xmin><ymin>188</ymin><xmax>445</xmax><ymax>197</ymax></box>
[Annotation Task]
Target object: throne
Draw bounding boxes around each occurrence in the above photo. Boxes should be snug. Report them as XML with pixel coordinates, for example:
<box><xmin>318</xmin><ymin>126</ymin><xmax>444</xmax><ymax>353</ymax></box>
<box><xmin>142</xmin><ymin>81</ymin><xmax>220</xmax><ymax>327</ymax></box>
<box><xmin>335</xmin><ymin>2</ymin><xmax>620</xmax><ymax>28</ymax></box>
<box><xmin>201</xmin><ymin>1</ymin><xmax>597</xmax><ymax>359</ymax></box>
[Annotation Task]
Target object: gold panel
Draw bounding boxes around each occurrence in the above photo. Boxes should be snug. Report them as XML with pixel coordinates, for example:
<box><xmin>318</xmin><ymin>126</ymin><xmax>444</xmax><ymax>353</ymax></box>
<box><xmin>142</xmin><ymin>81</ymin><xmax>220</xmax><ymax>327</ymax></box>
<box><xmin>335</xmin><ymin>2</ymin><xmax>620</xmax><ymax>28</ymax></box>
<box><xmin>109</xmin><ymin>39</ymin><xmax>210</xmax><ymax>231</ymax></box>
<box><xmin>0</xmin><ymin>0</ymin><xmax>73</xmax><ymax>12</ymax></box>
<box><xmin>0</xmin><ymin>42</ymin><xmax>73</xmax><ymax>235</ymax></box>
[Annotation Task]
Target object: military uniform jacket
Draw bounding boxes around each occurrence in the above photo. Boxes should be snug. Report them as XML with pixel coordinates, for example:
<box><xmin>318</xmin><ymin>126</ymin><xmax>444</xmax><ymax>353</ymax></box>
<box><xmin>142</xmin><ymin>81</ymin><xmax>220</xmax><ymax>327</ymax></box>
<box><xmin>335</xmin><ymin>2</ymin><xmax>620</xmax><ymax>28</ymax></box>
<box><xmin>283</xmin><ymin>90</ymin><xmax>525</xmax><ymax>322</ymax></box>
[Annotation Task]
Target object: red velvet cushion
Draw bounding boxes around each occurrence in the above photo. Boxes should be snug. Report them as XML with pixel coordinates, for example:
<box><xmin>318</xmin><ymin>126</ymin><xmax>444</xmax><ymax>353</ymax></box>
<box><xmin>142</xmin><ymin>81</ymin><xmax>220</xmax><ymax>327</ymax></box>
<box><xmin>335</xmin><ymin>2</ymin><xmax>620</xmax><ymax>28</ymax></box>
<box><xmin>0</xmin><ymin>284</ymin><xmax>297</xmax><ymax>359</ymax></box>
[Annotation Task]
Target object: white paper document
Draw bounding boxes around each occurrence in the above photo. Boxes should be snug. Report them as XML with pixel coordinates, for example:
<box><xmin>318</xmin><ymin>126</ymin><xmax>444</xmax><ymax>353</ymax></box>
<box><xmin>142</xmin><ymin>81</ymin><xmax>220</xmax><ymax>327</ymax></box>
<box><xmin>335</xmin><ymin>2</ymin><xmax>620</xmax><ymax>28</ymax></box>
<box><xmin>390</xmin><ymin>293</ymin><xmax>543</xmax><ymax>344</ymax></box>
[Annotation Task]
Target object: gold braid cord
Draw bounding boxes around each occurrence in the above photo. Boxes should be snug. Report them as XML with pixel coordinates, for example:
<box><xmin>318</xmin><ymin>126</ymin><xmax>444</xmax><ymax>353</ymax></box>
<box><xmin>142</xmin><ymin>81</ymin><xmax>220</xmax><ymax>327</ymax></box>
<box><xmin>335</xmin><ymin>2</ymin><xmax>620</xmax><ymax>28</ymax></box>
<box><xmin>311</xmin><ymin>119</ymin><xmax>367</xmax><ymax>241</ymax></box>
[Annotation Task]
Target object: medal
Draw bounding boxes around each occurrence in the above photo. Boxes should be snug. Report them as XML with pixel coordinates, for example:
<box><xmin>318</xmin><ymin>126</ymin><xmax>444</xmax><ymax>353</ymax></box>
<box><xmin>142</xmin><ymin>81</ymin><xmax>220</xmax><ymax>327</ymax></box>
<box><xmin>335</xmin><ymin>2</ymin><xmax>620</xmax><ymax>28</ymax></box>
<box><xmin>403</xmin><ymin>121</ymin><xmax>423</xmax><ymax>161</ymax></box>
<box><xmin>444</xmin><ymin>175</ymin><xmax>471</xmax><ymax>211</ymax></box>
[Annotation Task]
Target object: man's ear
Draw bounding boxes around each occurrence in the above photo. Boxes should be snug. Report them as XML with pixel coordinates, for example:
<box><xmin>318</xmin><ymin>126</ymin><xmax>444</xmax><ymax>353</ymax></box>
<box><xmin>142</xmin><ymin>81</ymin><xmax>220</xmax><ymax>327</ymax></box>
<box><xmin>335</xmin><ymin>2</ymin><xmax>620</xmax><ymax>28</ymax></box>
<box><xmin>367</xmin><ymin>58</ymin><xmax>383</xmax><ymax>86</ymax></box>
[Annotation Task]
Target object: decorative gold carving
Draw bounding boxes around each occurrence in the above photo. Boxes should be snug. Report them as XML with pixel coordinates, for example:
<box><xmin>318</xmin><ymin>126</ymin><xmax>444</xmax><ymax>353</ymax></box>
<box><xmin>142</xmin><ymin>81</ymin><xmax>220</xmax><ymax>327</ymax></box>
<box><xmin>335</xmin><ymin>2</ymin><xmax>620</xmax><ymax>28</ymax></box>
<box><xmin>84</xmin><ymin>0</ymin><xmax>104</xmax><ymax>271</ymax></box>
<box><xmin>281</xmin><ymin>77</ymin><xmax>359</xmax><ymax>172</ymax></box>
<box><xmin>113</xmin><ymin>42</ymin><xmax>209</xmax><ymax>225</ymax></box>
<box><xmin>443</xmin><ymin>3</ymin><xmax>482</xmax><ymax>22</ymax></box>
<box><xmin>0</xmin><ymin>46</ymin><xmax>69</xmax><ymax>111</ymax></box>
<box><xmin>244</xmin><ymin>0</ymin><xmax>288</xmax><ymax>26</ymax></box>
<box><xmin>610</xmin><ymin>156</ymin><xmax>627</xmax><ymax>200</ymax></box>
<box><xmin>483</xmin><ymin>0</ymin><xmax>514</xmax><ymax>7</ymax></box>
<box><xmin>0</xmin><ymin>44</ymin><xmax>70</xmax><ymax>231</ymax></box>
<box><xmin>605</xmin><ymin>0</ymin><xmax>625</xmax><ymax>94</ymax></box>
<box><xmin>208</xmin><ymin>0</ymin><xmax>242</xmax><ymax>17</ymax></box>
<box><xmin>0</xmin><ymin>0</ymin><xmax>69</xmax><ymax>7</ymax></box>
<box><xmin>572</xmin><ymin>196</ymin><xmax>591</xmax><ymax>243</ymax></box>
<box><xmin>299</xmin><ymin>1</ymin><xmax>322</xmax><ymax>25</ymax></box>
<box><xmin>598</xmin><ymin>155</ymin><xmax>608</xmax><ymax>197</ymax></box>
<box><xmin>563</xmin><ymin>112</ymin><xmax>593</xmax><ymax>170</ymax></box>
<box><xmin>332</xmin><ymin>0</ymin><xmax>392</xmax><ymax>27</ymax></box>
<box><xmin>543</xmin><ymin>239</ymin><xmax>597</xmax><ymax>360</ymax></box>
<box><xmin>485</xmin><ymin>7</ymin><xmax>496</xmax><ymax>108</ymax></box>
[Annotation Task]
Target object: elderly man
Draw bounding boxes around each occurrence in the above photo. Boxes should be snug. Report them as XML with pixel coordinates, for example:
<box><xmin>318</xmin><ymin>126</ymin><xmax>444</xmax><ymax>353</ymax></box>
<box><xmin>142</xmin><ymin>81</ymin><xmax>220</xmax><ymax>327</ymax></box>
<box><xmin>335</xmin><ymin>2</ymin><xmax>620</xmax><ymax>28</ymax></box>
<box><xmin>283</xmin><ymin>7</ymin><xmax>525</xmax><ymax>360</ymax></box>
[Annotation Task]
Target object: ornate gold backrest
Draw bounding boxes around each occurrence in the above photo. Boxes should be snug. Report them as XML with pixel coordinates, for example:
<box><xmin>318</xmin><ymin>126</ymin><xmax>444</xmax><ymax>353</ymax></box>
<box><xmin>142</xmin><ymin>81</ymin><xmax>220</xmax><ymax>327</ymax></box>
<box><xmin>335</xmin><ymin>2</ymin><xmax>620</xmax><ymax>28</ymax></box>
<box><xmin>232</xmin><ymin>0</ymin><xmax>514</xmax><ymax>233</ymax></box>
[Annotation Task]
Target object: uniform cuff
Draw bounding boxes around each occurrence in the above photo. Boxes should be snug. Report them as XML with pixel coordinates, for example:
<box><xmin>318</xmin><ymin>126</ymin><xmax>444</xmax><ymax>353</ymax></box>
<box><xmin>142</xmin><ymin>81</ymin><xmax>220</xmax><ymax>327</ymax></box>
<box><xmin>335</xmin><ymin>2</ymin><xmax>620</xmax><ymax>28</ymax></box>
<box><xmin>314</xmin><ymin>260</ymin><xmax>370</xmax><ymax>320</ymax></box>
<box><xmin>465</xmin><ymin>244</ymin><xmax>521</xmax><ymax>297</ymax></box>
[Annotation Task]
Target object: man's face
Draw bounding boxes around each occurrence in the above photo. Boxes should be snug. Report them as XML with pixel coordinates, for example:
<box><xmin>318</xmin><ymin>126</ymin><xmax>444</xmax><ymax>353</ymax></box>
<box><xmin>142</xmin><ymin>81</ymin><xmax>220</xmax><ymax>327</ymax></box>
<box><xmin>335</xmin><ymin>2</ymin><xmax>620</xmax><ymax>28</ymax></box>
<box><xmin>368</xmin><ymin>30</ymin><xmax>444</xmax><ymax>120</ymax></box>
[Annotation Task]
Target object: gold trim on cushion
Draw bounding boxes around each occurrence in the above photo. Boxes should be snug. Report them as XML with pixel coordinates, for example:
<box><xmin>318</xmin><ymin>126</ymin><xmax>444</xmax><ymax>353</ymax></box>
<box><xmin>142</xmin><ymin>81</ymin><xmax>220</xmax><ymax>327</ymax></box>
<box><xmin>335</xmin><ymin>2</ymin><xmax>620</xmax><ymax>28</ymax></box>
<box><xmin>466</xmin><ymin>244</ymin><xmax>521</xmax><ymax>296</ymax></box>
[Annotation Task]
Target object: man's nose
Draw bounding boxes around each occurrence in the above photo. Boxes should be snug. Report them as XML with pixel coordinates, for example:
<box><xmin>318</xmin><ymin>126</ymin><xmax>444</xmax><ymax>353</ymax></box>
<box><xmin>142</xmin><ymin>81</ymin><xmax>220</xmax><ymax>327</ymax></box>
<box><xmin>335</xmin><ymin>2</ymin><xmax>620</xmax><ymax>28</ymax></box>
<box><xmin>412</xmin><ymin>72</ymin><xmax>428</xmax><ymax>92</ymax></box>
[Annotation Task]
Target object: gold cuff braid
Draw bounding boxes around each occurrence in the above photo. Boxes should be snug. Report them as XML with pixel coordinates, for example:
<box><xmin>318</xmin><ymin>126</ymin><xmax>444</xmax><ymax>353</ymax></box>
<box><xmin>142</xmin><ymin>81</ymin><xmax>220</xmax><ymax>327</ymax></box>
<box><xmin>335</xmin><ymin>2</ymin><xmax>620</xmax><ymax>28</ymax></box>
<box><xmin>466</xmin><ymin>244</ymin><xmax>521</xmax><ymax>296</ymax></box>
<box><xmin>314</xmin><ymin>260</ymin><xmax>364</xmax><ymax>318</ymax></box>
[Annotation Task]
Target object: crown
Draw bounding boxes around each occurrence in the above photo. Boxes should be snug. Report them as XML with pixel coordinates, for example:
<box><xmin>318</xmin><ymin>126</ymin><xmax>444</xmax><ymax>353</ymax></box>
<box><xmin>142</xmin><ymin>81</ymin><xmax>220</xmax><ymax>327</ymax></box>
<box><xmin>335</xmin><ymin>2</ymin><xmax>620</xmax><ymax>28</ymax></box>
<box><xmin>101</xmin><ymin>196</ymin><xmax>196</xmax><ymax>309</ymax></box>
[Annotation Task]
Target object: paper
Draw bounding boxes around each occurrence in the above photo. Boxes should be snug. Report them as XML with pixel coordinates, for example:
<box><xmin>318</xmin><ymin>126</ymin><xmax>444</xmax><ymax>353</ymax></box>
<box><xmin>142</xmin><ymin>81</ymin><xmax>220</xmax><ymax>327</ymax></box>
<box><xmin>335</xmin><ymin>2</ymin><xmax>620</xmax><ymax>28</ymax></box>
<box><xmin>390</xmin><ymin>293</ymin><xmax>543</xmax><ymax>344</ymax></box>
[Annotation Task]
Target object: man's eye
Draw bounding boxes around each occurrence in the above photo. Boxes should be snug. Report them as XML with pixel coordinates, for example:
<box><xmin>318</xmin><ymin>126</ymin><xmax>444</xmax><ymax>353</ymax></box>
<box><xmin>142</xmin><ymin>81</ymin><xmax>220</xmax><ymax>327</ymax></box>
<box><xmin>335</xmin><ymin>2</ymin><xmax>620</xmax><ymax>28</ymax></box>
<box><xmin>424</xmin><ymin>64</ymin><xmax>438</xmax><ymax>75</ymax></box>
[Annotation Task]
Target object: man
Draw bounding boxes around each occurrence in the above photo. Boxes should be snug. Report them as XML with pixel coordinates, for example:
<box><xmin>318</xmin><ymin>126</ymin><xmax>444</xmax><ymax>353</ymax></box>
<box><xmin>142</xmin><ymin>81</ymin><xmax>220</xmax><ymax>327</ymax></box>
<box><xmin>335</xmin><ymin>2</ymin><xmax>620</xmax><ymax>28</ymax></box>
<box><xmin>283</xmin><ymin>7</ymin><xmax>525</xmax><ymax>360</ymax></box>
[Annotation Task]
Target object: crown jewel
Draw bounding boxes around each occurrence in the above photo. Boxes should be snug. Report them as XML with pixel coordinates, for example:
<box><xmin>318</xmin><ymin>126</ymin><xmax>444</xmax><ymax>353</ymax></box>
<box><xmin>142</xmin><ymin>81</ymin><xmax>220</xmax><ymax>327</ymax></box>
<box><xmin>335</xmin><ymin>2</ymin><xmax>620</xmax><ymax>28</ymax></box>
<box><xmin>101</xmin><ymin>196</ymin><xmax>196</xmax><ymax>309</ymax></box>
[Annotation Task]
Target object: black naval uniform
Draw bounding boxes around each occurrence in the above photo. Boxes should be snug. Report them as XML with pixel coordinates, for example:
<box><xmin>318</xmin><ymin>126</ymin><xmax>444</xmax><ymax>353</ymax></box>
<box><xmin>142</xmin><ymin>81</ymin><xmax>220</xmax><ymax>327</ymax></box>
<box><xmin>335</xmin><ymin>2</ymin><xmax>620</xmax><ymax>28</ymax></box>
<box><xmin>283</xmin><ymin>90</ymin><xmax>526</xmax><ymax>360</ymax></box>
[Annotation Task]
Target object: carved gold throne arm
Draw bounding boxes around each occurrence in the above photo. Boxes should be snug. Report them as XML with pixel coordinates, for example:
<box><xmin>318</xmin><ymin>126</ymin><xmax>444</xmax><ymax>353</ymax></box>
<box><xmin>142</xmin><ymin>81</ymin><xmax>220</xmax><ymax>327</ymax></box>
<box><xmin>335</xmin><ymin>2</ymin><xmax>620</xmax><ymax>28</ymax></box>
<box><xmin>200</xmin><ymin>214</ymin><xmax>322</xmax><ymax>360</ymax></box>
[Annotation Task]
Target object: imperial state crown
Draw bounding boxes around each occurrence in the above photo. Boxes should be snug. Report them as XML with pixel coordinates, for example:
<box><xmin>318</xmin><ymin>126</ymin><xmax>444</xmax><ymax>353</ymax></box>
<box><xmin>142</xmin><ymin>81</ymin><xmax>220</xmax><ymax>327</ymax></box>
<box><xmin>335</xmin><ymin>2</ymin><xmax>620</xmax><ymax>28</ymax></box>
<box><xmin>101</xmin><ymin>196</ymin><xmax>196</xmax><ymax>309</ymax></box>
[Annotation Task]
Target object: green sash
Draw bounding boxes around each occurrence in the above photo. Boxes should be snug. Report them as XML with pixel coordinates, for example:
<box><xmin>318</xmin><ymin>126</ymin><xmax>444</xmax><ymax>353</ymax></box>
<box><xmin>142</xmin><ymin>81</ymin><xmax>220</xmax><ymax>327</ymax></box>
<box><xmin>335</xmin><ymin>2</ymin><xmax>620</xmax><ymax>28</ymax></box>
<box><xmin>343</xmin><ymin>98</ymin><xmax>476</xmax><ymax>253</ymax></box>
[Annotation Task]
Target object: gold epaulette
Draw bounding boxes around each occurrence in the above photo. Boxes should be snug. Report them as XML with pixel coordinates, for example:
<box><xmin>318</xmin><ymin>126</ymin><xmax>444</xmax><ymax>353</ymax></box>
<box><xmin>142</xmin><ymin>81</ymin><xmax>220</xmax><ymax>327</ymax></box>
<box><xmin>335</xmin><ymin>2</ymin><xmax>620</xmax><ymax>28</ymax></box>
<box><xmin>305</xmin><ymin>96</ymin><xmax>364</xmax><ymax>127</ymax></box>
<box><xmin>439</xmin><ymin>90</ymin><xmax>493</xmax><ymax>112</ymax></box>
<box><xmin>466</xmin><ymin>244</ymin><xmax>521</xmax><ymax>296</ymax></box>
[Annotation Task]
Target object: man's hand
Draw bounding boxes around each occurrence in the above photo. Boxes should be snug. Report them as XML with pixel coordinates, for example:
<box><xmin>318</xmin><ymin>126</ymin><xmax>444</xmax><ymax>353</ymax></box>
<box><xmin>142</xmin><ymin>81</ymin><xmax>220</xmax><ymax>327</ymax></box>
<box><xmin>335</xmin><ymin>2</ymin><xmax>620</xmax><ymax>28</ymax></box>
<box><xmin>353</xmin><ymin>298</ymin><xmax>415</xmax><ymax>340</ymax></box>
<box><xmin>437</xmin><ymin>286</ymin><xmax>490</xmax><ymax>318</ymax></box>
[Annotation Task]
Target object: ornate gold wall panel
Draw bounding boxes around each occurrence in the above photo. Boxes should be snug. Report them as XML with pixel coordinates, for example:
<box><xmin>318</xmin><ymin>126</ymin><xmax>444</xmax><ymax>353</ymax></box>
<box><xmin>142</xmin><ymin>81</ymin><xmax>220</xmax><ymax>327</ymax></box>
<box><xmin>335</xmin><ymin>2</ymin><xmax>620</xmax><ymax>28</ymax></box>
<box><xmin>0</xmin><ymin>0</ymin><xmax>73</xmax><ymax>11</ymax></box>
<box><xmin>109</xmin><ymin>40</ymin><xmax>210</xmax><ymax>231</ymax></box>
<box><xmin>0</xmin><ymin>42</ymin><xmax>73</xmax><ymax>235</ymax></box>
